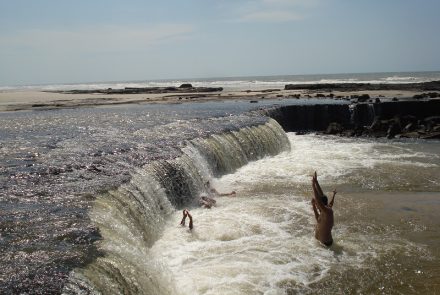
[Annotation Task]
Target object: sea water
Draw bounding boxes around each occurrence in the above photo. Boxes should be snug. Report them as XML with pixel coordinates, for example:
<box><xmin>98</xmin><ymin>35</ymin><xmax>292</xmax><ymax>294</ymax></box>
<box><xmin>1</xmin><ymin>71</ymin><xmax>440</xmax><ymax>92</ymax></box>
<box><xmin>151</xmin><ymin>134</ymin><xmax>440</xmax><ymax>294</ymax></box>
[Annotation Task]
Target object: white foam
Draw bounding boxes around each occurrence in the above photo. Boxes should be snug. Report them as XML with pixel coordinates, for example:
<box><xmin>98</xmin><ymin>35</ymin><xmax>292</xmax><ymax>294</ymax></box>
<box><xmin>219</xmin><ymin>134</ymin><xmax>439</xmax><ymax>190</ymax></box>
<box><xmin>150</xmin><ymin>134</ymin><xmax>438</xmax><ymax>294</ymax></box>
<box><xmin>3</xmin><ymin>72</ymin><xmax>439</xmax><ymax>92</ymax></box>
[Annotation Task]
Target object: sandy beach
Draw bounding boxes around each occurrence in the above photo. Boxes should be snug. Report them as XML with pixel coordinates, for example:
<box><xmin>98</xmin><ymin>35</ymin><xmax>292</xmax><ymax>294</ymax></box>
<box><xmin>0</xmin><ymin>88</ymin><xmax>426</xmax><ymax>112</ymax></box>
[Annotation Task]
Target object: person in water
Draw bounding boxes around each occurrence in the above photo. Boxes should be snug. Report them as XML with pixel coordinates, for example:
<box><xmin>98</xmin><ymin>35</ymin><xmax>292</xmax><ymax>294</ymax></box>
<box><xmin>199</xmin><ymin>195</ymin><xmax>216</xmax><ymax>209</ymax></box>
<box><xmin>205</xmin><ymin>180</ymin><xmax>236</xmax><ymax>197</ymax></box>
<box><xmin>180</xmin><ymin>209</ymin><xmax>193</xmax><ymax>230</ymax></box>
<box><xmin>311</xmin><ymin>171</ymin><xmax>336</xmax><ymax>246</ymax></box>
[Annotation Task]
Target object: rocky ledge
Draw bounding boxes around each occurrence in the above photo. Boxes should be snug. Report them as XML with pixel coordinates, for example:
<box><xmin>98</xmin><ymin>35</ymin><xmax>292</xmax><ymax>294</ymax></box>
<box><xmin>325</xmin><ymin>100</ymin><xmax>440</xmax><ymax>139</ymax></box>
<box><xmin>47</xmin><ymin>84</ymin><xmax>223</xmax><ymax>95</ymax></box>
<box><xmin>284</xmin><ymin>80</ymin><xmax>440</xmax><ymax>92</ymax></box>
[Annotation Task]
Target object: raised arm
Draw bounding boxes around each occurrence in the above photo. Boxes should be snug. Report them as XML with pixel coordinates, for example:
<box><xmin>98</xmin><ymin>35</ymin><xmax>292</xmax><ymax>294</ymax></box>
<box><xmin>329</xmin><ymin>189</ymin><xmax>337</xmax><ymax>208</ymax></box>
<box><xmin>313</xmin><ymin>171</ymin><xmax>325</xmax><ymax>198</ymax></box>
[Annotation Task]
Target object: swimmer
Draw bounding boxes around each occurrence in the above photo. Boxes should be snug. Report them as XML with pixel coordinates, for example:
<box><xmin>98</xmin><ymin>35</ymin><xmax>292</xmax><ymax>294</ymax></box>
<box><xmin>199</xmin><ymin>195</ymin><xmax>216</xmax><ymax>209</ymax></box>
<box><xmin>311</xmin><ymin>171</ymin><xmax>336</xmax><ymax>246</ymax></box>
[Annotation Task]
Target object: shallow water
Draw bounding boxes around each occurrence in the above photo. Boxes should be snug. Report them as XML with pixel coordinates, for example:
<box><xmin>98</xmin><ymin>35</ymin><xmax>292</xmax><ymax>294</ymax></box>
<box><xmin>151</xmin><ymin>134</ymin><xmax>440</xmax><ymax>294</ymax></box>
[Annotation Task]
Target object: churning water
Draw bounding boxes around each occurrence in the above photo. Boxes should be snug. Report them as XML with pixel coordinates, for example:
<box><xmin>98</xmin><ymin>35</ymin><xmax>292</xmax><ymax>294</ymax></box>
<box><xmin>1</xmin><ymin>100</ymin><xmax>440</xmax><ymax>294</ymax></box>
<box><xmin>151</xmin><ymin>134</ymin><xmax>440</xmax><ymax>295</ymax></box>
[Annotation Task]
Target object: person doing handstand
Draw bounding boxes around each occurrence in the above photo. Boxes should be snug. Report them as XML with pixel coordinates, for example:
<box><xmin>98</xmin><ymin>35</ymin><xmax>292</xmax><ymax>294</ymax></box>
<box><xmin>180</xmin><ymin>209</ymin><xmax>193</xmax><ymax>230</ymax></box>
<box><xmin>311</xmin><ymin>171</ymin><xmax>336</xmax><ymax>246</ymax></box>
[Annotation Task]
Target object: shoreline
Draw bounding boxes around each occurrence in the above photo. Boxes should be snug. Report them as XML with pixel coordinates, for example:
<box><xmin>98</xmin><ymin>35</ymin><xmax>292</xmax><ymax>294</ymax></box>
<box><xmin>1</xmin><ymin>81</ymin><xmax>440</xmax><ymax>112</ymax></box>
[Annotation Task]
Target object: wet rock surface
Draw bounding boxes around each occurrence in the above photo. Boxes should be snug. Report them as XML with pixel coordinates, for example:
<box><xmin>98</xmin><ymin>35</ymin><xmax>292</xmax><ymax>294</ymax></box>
<box><xmin>48</xmin><ymin>85</ymin><xmax>223</xmax><ymax>95</ymax></box>
<box><xmin>284</xmin><ymin>80</ymin><xmax>440</xmax><ymax>92</ymax></box>
<box><xmin>320</xmin><ymin>100</ymin><xmax>440</xmax><ymax>139</ymax></box>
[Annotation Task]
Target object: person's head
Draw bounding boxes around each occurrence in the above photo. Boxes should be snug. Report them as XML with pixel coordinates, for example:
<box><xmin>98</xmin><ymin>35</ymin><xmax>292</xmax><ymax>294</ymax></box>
<box><xmin>322</xmin><ymin>195</ymin><xmax>328</xmax><ymax>206</ymax></box>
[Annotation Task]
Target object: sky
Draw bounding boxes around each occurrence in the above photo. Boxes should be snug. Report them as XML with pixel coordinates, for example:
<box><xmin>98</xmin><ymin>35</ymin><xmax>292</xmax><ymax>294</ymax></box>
<box><xmin>1</xmin><ymin>0</ymin><xmax>440</xmax><ymax>86</ymax></box>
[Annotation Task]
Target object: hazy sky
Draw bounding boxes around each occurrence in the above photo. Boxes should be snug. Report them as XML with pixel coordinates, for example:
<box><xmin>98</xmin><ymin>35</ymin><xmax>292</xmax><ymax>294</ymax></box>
<box><xmin>1</xmin><ymin>0</ymin><xmax>439</xmax><ymax>86</ymax></box>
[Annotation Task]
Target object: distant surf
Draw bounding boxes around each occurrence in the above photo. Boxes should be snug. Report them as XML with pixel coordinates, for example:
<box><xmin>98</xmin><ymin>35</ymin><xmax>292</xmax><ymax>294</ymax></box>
<box><xmin>1</xmin><ymin>71</ymin><xmax>440</xmax><ymax>92</ymax></box>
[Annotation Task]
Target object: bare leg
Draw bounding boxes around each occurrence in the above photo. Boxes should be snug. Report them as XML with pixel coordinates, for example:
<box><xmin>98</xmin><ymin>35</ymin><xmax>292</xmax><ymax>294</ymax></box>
<box><xmin>187</xmin><ymin>212</ymin><xmax>193</xmax><ymax>230</ymax></box>
<box><xmin>180</xmin><ymin>209</ymin><xmax>188</xmax><ymax>226</ymax></box>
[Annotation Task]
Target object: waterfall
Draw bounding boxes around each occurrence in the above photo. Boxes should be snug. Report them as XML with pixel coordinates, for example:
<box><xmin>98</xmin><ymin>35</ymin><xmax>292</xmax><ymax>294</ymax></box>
<box><xmin>63</xmin><ymin>118</ymin><xmax>290</xmax><ymax>294</ymax></box>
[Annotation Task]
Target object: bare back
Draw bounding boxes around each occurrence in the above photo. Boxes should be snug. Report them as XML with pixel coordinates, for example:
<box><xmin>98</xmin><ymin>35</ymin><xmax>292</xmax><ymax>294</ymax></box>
<box><xmin>311</xmin><ymin>172</ymin><xmax>335</xmax><ymax>246</ymax></box>
<box><xmin>314</xmin><ymin>206</ymin><xmax>333</xmax><ymax>245</ymax></box>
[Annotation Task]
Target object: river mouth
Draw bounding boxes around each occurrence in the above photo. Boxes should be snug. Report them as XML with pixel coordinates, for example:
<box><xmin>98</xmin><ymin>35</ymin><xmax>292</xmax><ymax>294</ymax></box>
<box><xmin>151</xmin><ymin>134</ymin><xmax>440</xmax><ymax>295</ymax></box>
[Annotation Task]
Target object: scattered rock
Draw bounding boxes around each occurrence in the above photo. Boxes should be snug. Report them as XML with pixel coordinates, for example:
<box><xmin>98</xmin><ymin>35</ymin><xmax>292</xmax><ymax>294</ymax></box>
<box><xmin>357</xmin><ymin>94</ymin><xmax>370</xmax><ymax>102</ymax></box>
<box><xmin>325</xmin><ymin>122</ymin><xmax>344</xmax><ymax>134</ymax></box>
<box><xmin>387</xmin><ymin>121</ymin><xmax>401</xmax><ymax>139</ymax></box>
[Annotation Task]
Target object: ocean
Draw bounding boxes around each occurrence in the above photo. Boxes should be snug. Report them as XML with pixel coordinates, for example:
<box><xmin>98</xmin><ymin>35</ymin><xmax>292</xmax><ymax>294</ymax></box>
<box><xmin>1</xmin><ymin>74</ymin><xmax>440</xmax><ymax>294</ymax></box>
<box><xmin>1</xmin><ymin>71</ymin><xmax>440</xmax><ymax>92</ymax></box>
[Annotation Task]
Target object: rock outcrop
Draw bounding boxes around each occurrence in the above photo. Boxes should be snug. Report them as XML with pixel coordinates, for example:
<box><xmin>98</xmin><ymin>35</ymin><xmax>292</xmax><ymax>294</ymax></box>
<box><xmin>284</xmin><ymin>80</ymin><xmax>440</xmax><ymax>92</ymax></box>
<box><xmin>48</xmin><ymin>86</ymin><xmax>223</xmax><ymax>95</ymax></box>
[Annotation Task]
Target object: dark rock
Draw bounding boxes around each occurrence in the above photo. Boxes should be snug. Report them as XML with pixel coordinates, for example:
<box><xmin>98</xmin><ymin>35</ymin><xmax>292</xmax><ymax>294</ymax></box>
<box><xmin>369</xmin><ymin>116</ymin><xmax>383</xmax><ymax>131</ymax></box>
<box><xmin>413</xmin><ymin>94</ymin><xmax>425</xmax><ymax>99</ymax></box>
<box><xmin>400</xmin><ymin>115</ymin><xmax>417</xmax><ymax>126</ymax></box>
<box><xmin>424</xmin><ymin>116</ymin><xmax>440</xmax><ymax>124</ymax></box>
<box><xmin>250</xmin><ymin>100</ymin><xmax>258</xmax><ymax>103</ymax></box>
<box><xmin>51</xmin><ymin>86</ymin><xmax>223</xmax><ymax>95</ymax></box>
<box><xmin>403</xmin><ymin>122</ymin><xmax>417</xmax><ymax>132</ymax></box>
<box><xmin>387</xmin><ymin>122</ymin><xmax>401</xmax><ymax>139</ymax></box>
<box><xmin>420</xmin><ymin>131</ymin><xmax>440</xmax><ymax>139</ymax></box>
<box><xmin>325</xmin><ymin>122</ymin><xmax>344</xmax><ymax>134</ymax></box>
<box><xmin>375</xmin><ymin>98</ymin><xmax>381</xmax><ymax>103</ymax></box>
<box><xmin>357</xmin><ymin>94</ymin><xmax>370</xmax><ymax>102</ymax></box>
<box><xmin>315</xmin><ymin>93</ymin><xmax>326</xmax><ymax>98</ymax></box>
<box><xmin>392</xmin><ymin>97</ymin><xmax>399</xmax><ymax>101</ymax></box>
<box><xmin>399</xmin><ymin>131</ymin><xmax>420</xmax><ymax>138</ymax></box>
<box><xmin>179</xmin><ymin>83</ymin><xmax>193</xmax><ymax>88</ymax></box>
<box><xmin>284</xmin><ymin>80</ymin><xmax>440</xmax><ymax>91</ymax></box>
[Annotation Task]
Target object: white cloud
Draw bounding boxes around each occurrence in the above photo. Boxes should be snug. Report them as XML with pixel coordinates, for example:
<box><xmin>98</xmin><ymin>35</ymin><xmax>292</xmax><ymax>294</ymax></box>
<box><xmin>0</xmin><ymin>24</ymin><xmax>194</xmax><ymax>54</ymax></box>
<box><xmin>261</xmin><ymin>0</ymin><xmax>318</xmax><ymax>6</ymax></box>
<box><xmin>231</xmin><ymin>0</ymin><xmax>318</xmax><ymax>23</ymax></box>
<box><xmin>239</xmin><ymin>11</ymin><xmax>303</xmax><ymax>22</ymax></box>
